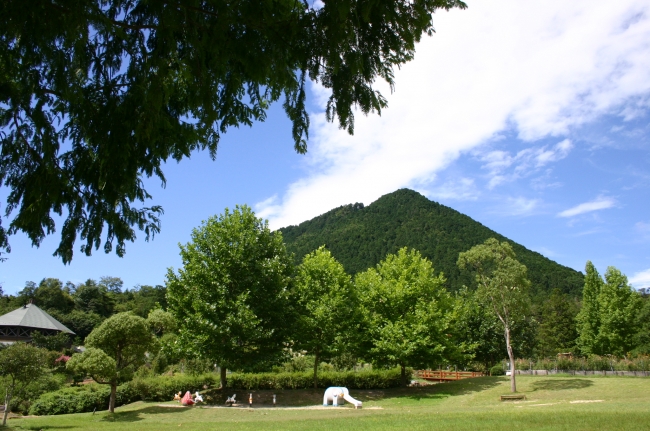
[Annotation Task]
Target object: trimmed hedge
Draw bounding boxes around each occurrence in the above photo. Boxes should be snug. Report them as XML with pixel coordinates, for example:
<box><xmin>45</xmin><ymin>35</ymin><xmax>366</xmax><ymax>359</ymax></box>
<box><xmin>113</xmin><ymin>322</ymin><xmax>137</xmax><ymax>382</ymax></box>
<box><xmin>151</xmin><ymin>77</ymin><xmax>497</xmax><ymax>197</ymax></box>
<box><xmin>228</xmin><ymin>368</ymin><xmax>408</xmax><ymax>390</ymax></box>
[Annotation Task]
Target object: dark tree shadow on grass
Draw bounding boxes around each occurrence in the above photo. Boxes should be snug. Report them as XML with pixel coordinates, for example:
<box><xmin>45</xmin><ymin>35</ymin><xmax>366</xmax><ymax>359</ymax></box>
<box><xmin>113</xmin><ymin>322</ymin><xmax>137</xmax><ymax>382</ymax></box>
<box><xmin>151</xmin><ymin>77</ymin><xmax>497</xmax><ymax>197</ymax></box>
<box><xmin>531</xmin><ymin>379</ymin><xmax>593</xmax><ymax>391</ymax></box>
<box><xmin>358</xmin><ymin>377</ymin><xmax>505</xmax><ymax>402</ymax></box>
<box><xmin>100</xmin><ymin>405</ymin><xmax>189</xmax><ymax>423</ymax></box>
<box><xmin>12</xmin><ymin>426</ymin><xmax>77</xmax><ymax>430</ymax></box>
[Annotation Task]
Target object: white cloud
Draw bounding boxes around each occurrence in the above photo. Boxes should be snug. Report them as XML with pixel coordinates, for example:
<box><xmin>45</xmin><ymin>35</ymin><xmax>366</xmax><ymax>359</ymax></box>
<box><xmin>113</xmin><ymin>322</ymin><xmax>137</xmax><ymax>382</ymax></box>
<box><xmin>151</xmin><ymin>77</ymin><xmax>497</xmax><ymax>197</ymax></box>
<box><xmin>258</xmin><ymin>0</ymin><xmax>650</xmax><ymax>229</ymax></box>
<box><xmin>427</xmin><ymin>177</ymin><xmax>479</xmax><ymax>201</ymax></box>
<box><xmin>558</xmin><ymin>196</ymin><xmax>616</xmax><ymax>218</ymax></box>
<box><xmin>479</xmin><ymin>139</ymin><xmax>574</xmax><ymax>189</ymax></box>
<box><xmin>629</xmin><ymin>268</ymin><xmax>650</xmax><ymax>288</ymax></box>
<box><xmin>636</xmin><ymin>221</ymin><xmax>650</xmax><ymax>234</ymax></box>
<box><xmin>494</xmin><ymin>197</ymin><xmax>540</xmax><ymax>216</ymax></box>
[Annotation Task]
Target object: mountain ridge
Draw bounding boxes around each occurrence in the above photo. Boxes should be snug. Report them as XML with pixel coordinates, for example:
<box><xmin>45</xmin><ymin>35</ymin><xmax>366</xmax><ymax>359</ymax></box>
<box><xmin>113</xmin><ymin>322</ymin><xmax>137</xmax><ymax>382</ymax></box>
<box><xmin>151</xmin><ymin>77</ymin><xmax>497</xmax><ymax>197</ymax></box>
<box><xmin>278</xmin><ymin>189</ymin><xmax>584</xmax><ymax>298</ymax></box>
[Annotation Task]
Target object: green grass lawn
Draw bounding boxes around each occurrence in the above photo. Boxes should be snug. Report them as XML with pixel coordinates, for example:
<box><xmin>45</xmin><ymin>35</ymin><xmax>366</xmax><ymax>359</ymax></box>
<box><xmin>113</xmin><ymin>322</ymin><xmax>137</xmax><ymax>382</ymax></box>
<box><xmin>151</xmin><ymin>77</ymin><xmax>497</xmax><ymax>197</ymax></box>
<box><xmin>7</xmin><ymin>375</ymin><xmax>650</xmax><ymax>431</ymax></box>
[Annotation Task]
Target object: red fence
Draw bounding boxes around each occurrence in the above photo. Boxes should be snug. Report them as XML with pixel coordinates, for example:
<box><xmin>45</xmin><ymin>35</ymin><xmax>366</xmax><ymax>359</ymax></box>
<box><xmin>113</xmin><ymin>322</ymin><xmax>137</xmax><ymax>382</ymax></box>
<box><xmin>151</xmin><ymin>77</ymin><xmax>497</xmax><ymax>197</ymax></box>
<box><xmin>415</xmin><ymin>370</ymin><xmax>485</xmax><ymax>382</ymax></box>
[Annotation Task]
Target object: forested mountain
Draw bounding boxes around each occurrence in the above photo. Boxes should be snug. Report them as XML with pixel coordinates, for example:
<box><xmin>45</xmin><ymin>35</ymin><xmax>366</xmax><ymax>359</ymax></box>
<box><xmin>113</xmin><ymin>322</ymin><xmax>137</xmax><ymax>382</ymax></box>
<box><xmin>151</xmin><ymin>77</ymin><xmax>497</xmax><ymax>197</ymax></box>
<box><xmin>279</xmin><ymin>189</ymin><xmax>584</xmax><ymax>299</ymax></box>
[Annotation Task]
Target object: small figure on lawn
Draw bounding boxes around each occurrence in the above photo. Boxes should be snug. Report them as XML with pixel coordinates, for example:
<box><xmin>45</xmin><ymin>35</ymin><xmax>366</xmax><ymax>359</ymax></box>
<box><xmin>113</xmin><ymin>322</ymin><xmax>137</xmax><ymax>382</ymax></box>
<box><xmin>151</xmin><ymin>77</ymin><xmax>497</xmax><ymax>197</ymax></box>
<box><xmin>226</xmin><ymin>394</ymin><xmax>236</xmax><ymax>406</ymax></box>
<box><xmin>173</xmin><ymin>392</ymin><xmax>182</xmax><ymax>402</ymax></box>
<box><xmin>194</xmin><ymin>392</ymin><xmax>204</xmax><ymax>403</ymax></box>
<box><xmin>181</xmin><ymin>391</ymin><xmax>195</xmax><ymax>406</ymax></box>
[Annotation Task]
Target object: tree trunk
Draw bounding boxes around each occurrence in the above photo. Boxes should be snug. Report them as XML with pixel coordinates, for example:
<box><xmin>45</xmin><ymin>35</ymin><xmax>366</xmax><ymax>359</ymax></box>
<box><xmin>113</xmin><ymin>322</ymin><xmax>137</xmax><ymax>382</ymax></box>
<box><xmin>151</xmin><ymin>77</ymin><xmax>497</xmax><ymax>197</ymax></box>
<box><xmin>108</xmin><ymin>382</ymin><xmax>117</xmax><ymax>413</ymax></box>
<box><xmin>401</xmin><ymin>363</ymin><xmax>407</xmax><ymax>387</ymax></box>
<box><xmin>2</xmin><ymin>387</ymin><xmax>12</xmax><ymax>427</ymax></box>
<box><xmin>505</xmin><ymin>325</ymin><xmax>516</xmax><ymax>393</ymax></box>
<box><xmin>313</xmin><ymin>349</ymin><xmax>320</xmax><ymax>389</ymax></box>
<box><xmin>220</xmin><ymin>366</ymin><xmax>227</xmax><ymax>389</ymax></box>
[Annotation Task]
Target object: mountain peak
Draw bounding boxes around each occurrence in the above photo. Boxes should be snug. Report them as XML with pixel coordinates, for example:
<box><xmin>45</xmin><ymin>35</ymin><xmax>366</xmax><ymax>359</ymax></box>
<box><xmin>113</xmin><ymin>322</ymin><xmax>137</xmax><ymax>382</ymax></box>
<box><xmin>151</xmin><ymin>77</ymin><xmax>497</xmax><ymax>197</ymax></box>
<box><xmin>279</xmin><ymin>189</ymin><xmax>583</xmax><ymax>298</ymax></box>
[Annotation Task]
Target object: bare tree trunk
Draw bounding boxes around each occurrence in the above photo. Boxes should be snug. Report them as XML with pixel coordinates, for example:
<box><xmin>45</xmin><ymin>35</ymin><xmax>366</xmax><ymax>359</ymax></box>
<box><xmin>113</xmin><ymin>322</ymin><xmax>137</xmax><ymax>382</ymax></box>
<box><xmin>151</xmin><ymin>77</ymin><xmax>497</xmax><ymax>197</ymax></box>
<box><xmin>313</xmin><ymin>349</ymin><xmax>319</xmax><ymax>389</ymax></box>
<box><xmin>2</xmin><ymin>387</ymin><xmax>12</xmax><ymax>427</ymax></box>
<box><xmin>505</xmin><ymin>326</ymin><xmax>516</xmax><ymax>393</ymax></box>
<box><xmin>401</xmin><ymin>363</ymin><xmax>407</xmax><ymax>387</ymax></box>
<box><xmin>220</xmin><ymin>366</ymin><xmax>227</xmax><ymax>389</ymax></box>
<box><xmin>109</xmin><ymin>383</ymin><xmax>116</xmax><ymax>413</ymax></box>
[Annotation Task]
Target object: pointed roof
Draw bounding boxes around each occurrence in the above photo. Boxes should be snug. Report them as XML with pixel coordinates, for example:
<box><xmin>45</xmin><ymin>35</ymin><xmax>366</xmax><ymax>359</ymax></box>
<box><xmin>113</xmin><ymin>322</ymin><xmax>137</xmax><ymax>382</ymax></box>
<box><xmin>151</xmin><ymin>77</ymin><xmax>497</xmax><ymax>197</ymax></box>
<box><xmin>0</xmin><ymin>304</ymin><xmax>75</xmax><ymax>334</ymax></box>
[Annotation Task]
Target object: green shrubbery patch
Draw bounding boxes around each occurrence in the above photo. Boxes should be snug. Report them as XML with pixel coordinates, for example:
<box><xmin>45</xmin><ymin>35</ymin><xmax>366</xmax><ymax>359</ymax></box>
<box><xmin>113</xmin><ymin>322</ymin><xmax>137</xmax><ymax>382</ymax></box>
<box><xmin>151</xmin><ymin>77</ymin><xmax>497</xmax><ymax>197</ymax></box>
<box><xmin>228</xmin><ymin>367</ymin><xmax>408</xmax><ymax>390</ymax></box>
<box><xmin>29</xmin><ymin>368</ymin><xmax>407</xmax><ymax>415</ymax></box>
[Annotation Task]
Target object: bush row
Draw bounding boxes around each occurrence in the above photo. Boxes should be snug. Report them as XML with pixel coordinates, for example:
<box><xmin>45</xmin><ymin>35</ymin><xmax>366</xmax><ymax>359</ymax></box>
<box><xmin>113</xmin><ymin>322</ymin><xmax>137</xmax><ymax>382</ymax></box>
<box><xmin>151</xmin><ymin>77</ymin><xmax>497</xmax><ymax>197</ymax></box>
<box><xmin>29</xmin><ymin>368</ymin><xmax>407</xmax><ymax>415</ymax></box>
<box><xmin>228</xmin><ymin>367</ymin><xmax>408</xmax><ymax>390</ymax></box>
<box><xmin>513</xmin><ymin>355</ymin><xmax>650</xmax><ymax>372</ymax></box>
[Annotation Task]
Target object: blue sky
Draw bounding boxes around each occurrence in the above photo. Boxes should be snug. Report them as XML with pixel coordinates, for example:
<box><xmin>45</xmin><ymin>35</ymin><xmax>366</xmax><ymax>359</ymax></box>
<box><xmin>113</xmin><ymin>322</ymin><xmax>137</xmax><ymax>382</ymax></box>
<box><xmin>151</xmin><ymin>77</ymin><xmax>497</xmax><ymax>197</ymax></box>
<box><xmin>1</xmin><ymin>0</ymin><xmax>650</xmax><ymax>294</ymax></box>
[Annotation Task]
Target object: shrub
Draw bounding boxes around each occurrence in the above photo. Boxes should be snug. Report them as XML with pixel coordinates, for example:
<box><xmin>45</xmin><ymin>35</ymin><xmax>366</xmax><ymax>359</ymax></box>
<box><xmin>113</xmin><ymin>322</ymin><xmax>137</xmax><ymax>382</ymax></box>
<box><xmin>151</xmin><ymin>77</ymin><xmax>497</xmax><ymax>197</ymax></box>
<box><xmin>29</xmin><ymin>385</ymin><xmax>112</xmax><ymax>416</ymax></box>
<box><xmin>126</xmin><ymin>373</ymin><xmax>216</xmax><ymax>401</ymax></box>
<box><xmin>1</xmin><ymin>372</ymin><xmax>67</xmax><ymax>415</ymax></box>
<box><xmin>490</xmin><ymin>364</ymin><xmax>505</xmax><ymax>376</ymax></box>
<box><xmin>228</xmin><ymin>368</ymin><xmax>407</xmax><ymax>390</ymax></box>
<box><xmin>29</xmin><ymin>373</ymin><xmax>218</xmax><ymax>416</ymax></box>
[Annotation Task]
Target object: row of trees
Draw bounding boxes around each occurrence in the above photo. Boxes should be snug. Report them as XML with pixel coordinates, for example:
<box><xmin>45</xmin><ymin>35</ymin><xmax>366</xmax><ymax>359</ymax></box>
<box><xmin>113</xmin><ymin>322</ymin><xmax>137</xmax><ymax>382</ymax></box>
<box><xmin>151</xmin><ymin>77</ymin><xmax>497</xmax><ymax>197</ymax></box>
<box><xmin>163</xmin><ymin>206</ymin><xmax>532</xmax><ymax>392</ymax></box>
<box><xmin>0</xmin><ymin>278</ymin><xmax>166</xmax><ymax>342</ymax></box>
<box><xmin>2</xmin><ymin>205</ymin><xmax>647</xmax><ymax>411</ymax></box>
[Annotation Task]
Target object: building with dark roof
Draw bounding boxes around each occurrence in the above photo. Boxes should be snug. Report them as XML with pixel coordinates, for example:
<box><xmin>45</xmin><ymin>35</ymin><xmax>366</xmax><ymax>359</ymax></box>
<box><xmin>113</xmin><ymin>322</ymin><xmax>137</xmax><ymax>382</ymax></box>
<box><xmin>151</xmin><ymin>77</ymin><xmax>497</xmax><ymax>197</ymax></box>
<box><xmin>0</xmin><ymin>303</ymin><xmax>75</xmax><ymax>344</ymax></box>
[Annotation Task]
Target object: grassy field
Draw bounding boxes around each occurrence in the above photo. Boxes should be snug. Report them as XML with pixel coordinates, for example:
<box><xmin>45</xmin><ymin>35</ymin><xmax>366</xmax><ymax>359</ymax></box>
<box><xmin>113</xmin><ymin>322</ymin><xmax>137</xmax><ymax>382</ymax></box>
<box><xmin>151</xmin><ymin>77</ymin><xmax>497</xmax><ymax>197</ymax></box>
<box><xmin>7</xmin><ymin>375</ymin><xmax>650</xmax><ymax>431</ymax></box>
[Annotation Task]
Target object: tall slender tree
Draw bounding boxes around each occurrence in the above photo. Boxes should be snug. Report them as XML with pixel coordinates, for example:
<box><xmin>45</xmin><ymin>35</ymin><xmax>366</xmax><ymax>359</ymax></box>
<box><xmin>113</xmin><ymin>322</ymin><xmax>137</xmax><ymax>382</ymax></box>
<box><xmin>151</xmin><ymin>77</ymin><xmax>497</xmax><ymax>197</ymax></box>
<box><xmin>576</xmin><ymin>261</ymin><xmax>603</xmax><ymax>355</ymax></box>
<box><xmin>457</xmin><ymin>238</ymin><xmax>530</xmax><ymax>393</ymax></box>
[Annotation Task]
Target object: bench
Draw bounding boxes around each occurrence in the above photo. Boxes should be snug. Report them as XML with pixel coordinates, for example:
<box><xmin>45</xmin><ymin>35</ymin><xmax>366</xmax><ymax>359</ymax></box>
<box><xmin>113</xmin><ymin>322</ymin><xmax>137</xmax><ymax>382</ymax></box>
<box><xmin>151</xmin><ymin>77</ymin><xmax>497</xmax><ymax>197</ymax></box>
<box><xmin>500</xmin><ymin>394</ymin><xmax>526</xmax><ymax>401</ymax></box>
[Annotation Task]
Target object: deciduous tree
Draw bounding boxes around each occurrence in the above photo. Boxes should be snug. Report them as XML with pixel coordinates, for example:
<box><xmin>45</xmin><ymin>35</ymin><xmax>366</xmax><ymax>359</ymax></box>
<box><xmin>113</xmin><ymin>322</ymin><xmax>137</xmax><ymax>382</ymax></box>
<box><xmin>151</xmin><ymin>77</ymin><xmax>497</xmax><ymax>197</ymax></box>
<box><xmin>0</xmin><ymin>343</ymin><xmax>48</xmax><ymax>426</ymax></box>
<box><xmin>166</xmin><ymin>205</ymin><xmax>294</xmax><ymax>388</ymax></box>
<box><xmin>66</xmin><ymin>312</ymin><xmax>153</xmax><ymax>413</ymax></box>
<box><xmin>457</xmin><ymin>238</ymin><xmax>530</xmax><ymax>393</ymax></box>
<box><xmin>294</xmin><ymin>246</ymin><xmax>360</xmax><ymax>388</ymax></box>
<box><xmin>596</xmin><ymin>267</ymin><xmax>642</xmax><ymax>356</ymax></box>
<box><xmin>535</xmin><ymin>289</ymin><xmax>579</xmax><ymax>356</ymax></box>
<box><xmin>356</xmin><ymin>247</ymin><xmax>454</xmax><ymax>386</ymax></box>
<box><xmin>0</xmin><ymin>0</ymin><xmax>466</xmax><ymax>262</ymax></box>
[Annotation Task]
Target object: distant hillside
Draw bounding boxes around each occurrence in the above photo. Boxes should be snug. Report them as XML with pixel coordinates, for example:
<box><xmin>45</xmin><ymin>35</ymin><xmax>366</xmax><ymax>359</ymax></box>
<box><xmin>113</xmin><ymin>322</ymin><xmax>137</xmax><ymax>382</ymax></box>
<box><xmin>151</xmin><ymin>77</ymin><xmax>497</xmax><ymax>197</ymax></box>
<box><xmin>279</xmin><ymin>189</ymin><xmax>584</xmax><ymax>298</ymax></box>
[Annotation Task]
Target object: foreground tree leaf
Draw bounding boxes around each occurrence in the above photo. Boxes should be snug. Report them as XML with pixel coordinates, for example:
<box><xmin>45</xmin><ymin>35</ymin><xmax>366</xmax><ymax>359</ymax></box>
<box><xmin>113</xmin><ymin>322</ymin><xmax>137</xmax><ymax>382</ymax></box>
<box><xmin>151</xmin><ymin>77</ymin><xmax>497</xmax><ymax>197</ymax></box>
<box><xmin>0</xmin><ymin>0</ymin><xmax>467</xmax><ymax>262</ymax></box>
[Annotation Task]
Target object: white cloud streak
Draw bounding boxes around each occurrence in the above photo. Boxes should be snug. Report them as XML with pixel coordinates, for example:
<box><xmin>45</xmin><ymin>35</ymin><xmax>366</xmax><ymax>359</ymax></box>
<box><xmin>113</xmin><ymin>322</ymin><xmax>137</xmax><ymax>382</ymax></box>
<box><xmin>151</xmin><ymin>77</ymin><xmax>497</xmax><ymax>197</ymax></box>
<box><xmin>480</xmin><ymin>139</ymin><xmax>574</xmax><ymax>188</ymax></box>
<box><xmin>558</xmin><ymin>197</ymin><xmax>616</xmax><ymax>218</ymax></box>
<box><xmin>629</xmin><ymin>268</ymin><xmax>650</xmax><ymax>288</ymax></box>
<box><xmin>257</xmin><ymin>0</ymin><xmax>650</xmax><ymax>228</ymax></box>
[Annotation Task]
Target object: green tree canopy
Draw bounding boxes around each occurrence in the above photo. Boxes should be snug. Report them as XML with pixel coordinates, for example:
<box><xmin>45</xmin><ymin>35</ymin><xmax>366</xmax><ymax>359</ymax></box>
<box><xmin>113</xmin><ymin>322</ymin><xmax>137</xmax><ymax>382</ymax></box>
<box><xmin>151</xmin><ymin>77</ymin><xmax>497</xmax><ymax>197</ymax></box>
<box><xmin>454</xmin><ymin>287</ymin><xmax>535</xmax><ymax>371</ymax></box>
<box><xmin>356</xmin><ymin>247</ymin><xmax>455</xmax><ymax>386</ymax></box>
<box><xmin>72</xmin><ymin>279</ymin><xmax>115</xmax><ymax>317</ymax></box>
<box><xmin>0</xmin><ymin>0</ymin><xmax>466</xmax><ymax>263</ymax></box>
<box><xmin>0</xmin><ymin>343</ymin><xmax>48</xmax><ymax>426</ymax></box>
<box><xmin>67</xmin><ymin>312</ymin><xmax>154</xmax><ymax>412</ymax></box>
<box><xmin>577</xmin><ymin>263</ymin><xmax>642</xmax><ymax>357</ymax></box>
<box><xmin>535</xmin><ymin>289</ymin><xmax>579</xmax><ymax>357</ymax></box>
<box><xmin>457</xmin><ymin>238</ymin><xmax>530</xmax><ymax>393</ymax></box>
<box><xmin>166</xmin><ymin>205</ymin><xmax>295</xmax><ymax>388</ymax></box>
<box><xmin>576</xmin><ymin>261</ymin><xmax>603</xmax><ymax>355</ymax></box>
<box><xmin>596</xmin><ymin>267</ymin><xmax>642</xmax><ymax>356</ymax></box>
<box><xmin>293</xmin><ymin>246</ymin><xmax>360</xmax><ymax>387</ymax></box>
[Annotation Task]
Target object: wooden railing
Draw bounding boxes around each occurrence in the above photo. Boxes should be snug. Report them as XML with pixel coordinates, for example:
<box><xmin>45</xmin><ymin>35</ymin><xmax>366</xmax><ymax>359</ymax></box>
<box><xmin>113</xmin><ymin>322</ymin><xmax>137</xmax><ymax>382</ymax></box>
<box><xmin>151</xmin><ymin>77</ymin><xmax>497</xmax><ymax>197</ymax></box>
<box><xmin>415</xmin><ymin>370</ymin><xmax>484</xmax><ymax>382</ymax></box>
